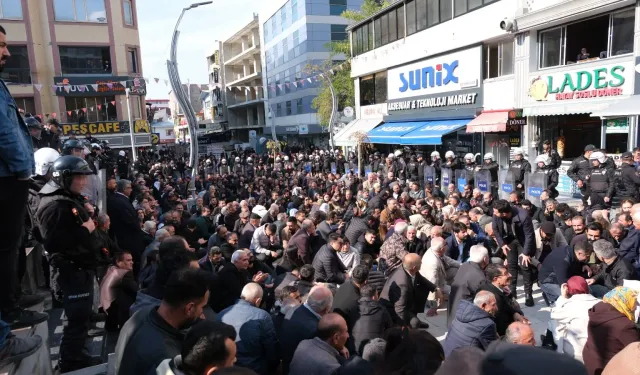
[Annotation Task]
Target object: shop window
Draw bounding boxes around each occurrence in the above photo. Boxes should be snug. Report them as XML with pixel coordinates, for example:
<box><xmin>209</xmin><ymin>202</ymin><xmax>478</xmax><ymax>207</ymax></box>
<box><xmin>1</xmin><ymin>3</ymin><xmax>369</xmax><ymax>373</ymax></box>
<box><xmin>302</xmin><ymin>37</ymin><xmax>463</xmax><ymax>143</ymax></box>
<box><xmin>59</xmin><ymin>46</ymin><xmax>111</xmax><ymax>74</ymax></box>
<box><xmin>296</xmin><ymin>98</ymin><xmax>303</xmax><ymax>114</ymax></box>
<box><xmin>123</xmin><ymin>0</ymin><xmax>133</xmax><ymax>26</ymax></box>
<box><xmin>374</xmin><ymin>17</ymin><xmax>382</xmax><ymax>47</ymax></box>
<box><xmin>65</xmin><ymin>96</ymin><xmax>118</xmax><ymax>123</ymax></box>
<box><xmin>454</xmin><ymin>0</ymin><xmax>495</xmax><ymax>17</ymax></box>
<box><xmin>538</xmin><ymin>9</ymin><xmax>634</xmax><ymax>69</ymax></box>
<box><xmin>483</xmin><ymin>39</ymin><xmax>514</xmax><ymax>79</ymax></box>
<box><xmin>2</xmin><ymin>45</ymin><xmax>31</xmax><ymax>84</ymax></box>
<box><xmin>14</xmin><ymin>97</ymin><xmax>35</xmax><ymax>115</ymax></box>
<box><xmin>538</xmin><ymin>114</ymin><xmax>601</xmax><ymax>160</ymax></box>
<box><xmin>604</xmin><ymin>118</ymin><xmax>629</xmax><ymax>154</ymax></box>
<box><xmin>359</xmin><ymin>71</ymin><xmax>387</xmax><ymax>106</ymax></box>
<box><xmin>0</xmin><ymin>0</ymin><xmax>23</xmax><ymax>19</ymax></box>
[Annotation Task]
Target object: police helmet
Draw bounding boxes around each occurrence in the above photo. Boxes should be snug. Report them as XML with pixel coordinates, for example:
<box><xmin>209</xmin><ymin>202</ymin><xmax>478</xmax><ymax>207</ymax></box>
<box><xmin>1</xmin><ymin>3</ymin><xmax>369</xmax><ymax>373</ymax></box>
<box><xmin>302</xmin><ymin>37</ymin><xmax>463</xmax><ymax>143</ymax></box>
<box><xmin>464</xmin><ymin>153</ymin><xmax>475</xmax><ymax>162</ymax></box>
<box><xmin>235</xmin><ymin>157</ymin><xmax>241</xmax><ymax>162</ymax></box>
<box><xmin>431</xmin><ymin>151</ymin><xmax>440</xmax><ymax>159</ymax></box>
<box><xmin>34</xmin><ymin>148</ymin><xmax>60</xmax><ymax>176</ymax></box>
<box><xmin>62</xmin><ymin>139</ymin><xmax>85</xmax><ymax>155</ymax></box>
<box><xmin>276</xmin><ymin>157</ymin><xmax>281</xmax><ymax>162</ymax></box>
<box><xmin>513</xmin><ymin>148</ymin><xmax>524</xmax><ymax>156</ymax></box>
<box><xmin>25</xmin><ymin>116</ymin><xmax>42</xmax><ymax>130</ymax></box>
<box><xmin>284</xmin><ymin>156</ymin><xmax>289</xmax><ymax>161</ymax></box>
<box><xmin>50</xmin><ymin>156</ymin><xmax>93</xmax><ymax>192</ymax></box>
<box><xmin>445</xmin><ymin>151</ymin><xmax>455</xmax><ymax>159</ymax></box>
<box><xmin>535</xmin><ymin>155</ymin><xmax>549</xmax><ymax>166</ymax></box>
<box><xmin>247</xmin><ymin>157</ymin><xmax>253</xmax><ymax>163</ymax></box>
<box><xmin>387</xmin><ymin>153</ymin><xmax>395</xmax><ymax>159</ymax></box>
<box><xmin>394</xmin><ymin>150</ymin><xmax>403</xmax><ymax>157</ymax></box>
<box><xmin>91</xmin><ymin>143</ymin><xmax>102</xmax><ymax>151</ymax></box>
<box><xmin>589</xmin><ymin>151</ymin><xmax>606</xmax><ymax>164</ymax></box>
<box><xmin>484</xmin><ymin>153</ymin><xmax>495</xmax><ymax>161</ymax></box>
<box><xmin>221</xmin><ymin>159</ymin><xmax>227</xmax><ymax>164</ymax></box>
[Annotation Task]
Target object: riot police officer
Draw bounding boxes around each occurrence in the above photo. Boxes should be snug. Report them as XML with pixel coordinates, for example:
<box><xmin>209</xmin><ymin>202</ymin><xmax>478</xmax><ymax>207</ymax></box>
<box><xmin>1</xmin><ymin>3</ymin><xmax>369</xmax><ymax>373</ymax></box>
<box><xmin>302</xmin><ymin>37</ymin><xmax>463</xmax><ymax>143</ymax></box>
<box><xmin>567</xmin><ymin>144</ymin><xmax>595</xmax><ymax>205</ymax></box>
<box><xmin>61</xmin><ymin>139</ymin><xmax>85</xmax><ymax>158</ymax></box>
<box><xmin>443</xmin><ymin>150</ymin><xmax>460</xmax><ymax>170</ymax></box>
<box><xmin>35</xmin><ymin>156</ymin><xmax>100</xmax><ymax>372</ymax></box>
<box><xmin>463</xmin><ymin>153</ymin><xmax>478</xmax><ymax>186</ymax></box>
<box><xmin>430</xmin><ymin>151</ymin><xmax>442</xmax><ymax>183</ymax></box>
<box><xmin>614</xmin><ymin>152</ymin><xmax>640</xmax><ymax>202</ymax></box>
<box><xmin>25</xmin><ymin>116</ymin><xmax>44</xmax><ymax>151</ymax></box>
<box><xmin>406</xmin><ymin>155</ymin><xmax>420</xmax><ymax>183</ymax></box>
<box><xmin>480</xmin><ymin>153</ymin><xmax>499</xmax><ymax>195</ymax></box>
<box><xmin>233</xmin><ymin>156</ymin><xmax>244</xmax><ymax>175</ymax></box>
<box><xmin>219</xmin><ymin>158</ymin><xmax>230</xmax><ymax>175</ymax></box>
<box><xmin>587</xmin><ymin>151</ymin><xmax>615</xmax><ymax>208</ymax></box>
<box><xmin>246</xmin><ymin>157</ymin><xmax>255</xmax><ymax>179</ymax></box>
<box><xmin>509</xmin><ymin>148</ymin><xmax>532</xmax><ymax>192</ymax></box>
<box><xmin>116</xmin><ymin>150</ymin><xmax>129</xmax><ymax>179</ymax></box>
<box><xmin>533</xmin><ymin>155</ymin><xmax>559</xmax><ymax>198</ymax></box>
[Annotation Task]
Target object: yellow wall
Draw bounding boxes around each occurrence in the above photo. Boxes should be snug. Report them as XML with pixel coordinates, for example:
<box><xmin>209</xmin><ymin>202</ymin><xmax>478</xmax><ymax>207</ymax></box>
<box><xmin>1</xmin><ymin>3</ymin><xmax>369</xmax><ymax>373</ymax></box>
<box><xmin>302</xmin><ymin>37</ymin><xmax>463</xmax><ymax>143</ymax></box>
<box><xmin>54</xmin><ymin>24</ymin><xmax>110</xmax><ymax>43</ymax></box>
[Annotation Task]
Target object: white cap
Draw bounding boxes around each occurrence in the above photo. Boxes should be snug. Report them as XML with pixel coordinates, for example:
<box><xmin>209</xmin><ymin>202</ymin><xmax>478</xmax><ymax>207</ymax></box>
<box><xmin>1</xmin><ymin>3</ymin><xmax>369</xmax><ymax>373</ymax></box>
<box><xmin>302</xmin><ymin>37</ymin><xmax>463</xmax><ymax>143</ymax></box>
<box><xmin>252</xmin><ymin>205</ymin><xmax>268</xmax><ymax>218</ymax></box>
<box><xmin>589</xmin><ymin>151</ymin><xmax>606</xmax><ymax>163</ymax></box>
<box><xmin>513</xmin><ymin>148</ymin><xmax>524</xmax><ymax>156</ymax></box>
<box><xmin>464</xmin><ymin>153</ymin><xmax>474</xmax><ymax>161</ymax></box>
<box><xmin>431</xmin><ymin>151</ymin><xmax>440</xmax><ymax>158</ymax></box>
<box><xmin>119</xmin><ymin>150</ymin><xmax>125</xmax><ymax>156</ymax></box>
<box><xmin>484</xmin><ymin>153</ymin><xmax>494</xmax><ymax>160</ymax></box>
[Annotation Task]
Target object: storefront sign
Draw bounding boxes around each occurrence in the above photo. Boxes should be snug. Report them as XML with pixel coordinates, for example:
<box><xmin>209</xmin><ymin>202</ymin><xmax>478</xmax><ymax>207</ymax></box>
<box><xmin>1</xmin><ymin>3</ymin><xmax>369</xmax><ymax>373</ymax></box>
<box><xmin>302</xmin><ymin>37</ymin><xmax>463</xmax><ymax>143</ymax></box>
<box><xmin>527</xmin><ymin>60</ymin><xmax>633</xmax><ymax>102</ymax></box>
<box><xmin>509</xmin><ymin>135</ymin><xmax>521</xmax><ymax>147</ymax></box>
<box><xmin>605</xmin><ymin>118</ymin><xmax>629</xmax><ymax>134</ymax></box>
<box><xmin>53</xmin><ymin>76</ymin><xmax>147</xmax><ymax>97</ymax></box>
<box><xmin>387</xmin><ymin>93</ymin><xmax>478</xmax><ymax>112</ymax></box>
<box><xmin>507</xmin><ymin>109</ymin><xmax>526</xmax><ymax>126</ymax></box>
<box><xmin>61</xmin><ymin>119</ymin><xmax>150</xmax><ymax>136</ymax></box>
<box><xmin>360</xmin><ymin>104</ymin><xmax>388</xmax><ymax>119</ymax></box>
<box><xmin>151</xmin><ymin>133</ymin><xmax>160</xmax><ymax>145</ymax></box>
<box><xmin>387</xmin><ymin>46</ymin><xmax>482</xmax><ymax>101</ymax></box>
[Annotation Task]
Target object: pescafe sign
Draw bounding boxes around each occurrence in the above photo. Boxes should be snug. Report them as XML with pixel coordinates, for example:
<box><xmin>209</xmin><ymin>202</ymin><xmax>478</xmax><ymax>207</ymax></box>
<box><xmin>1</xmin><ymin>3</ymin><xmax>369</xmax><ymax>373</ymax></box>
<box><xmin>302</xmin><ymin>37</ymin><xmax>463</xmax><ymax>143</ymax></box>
<box><xmin>387</xmin><ymin>46</ymin><xmax>482</xmax><ymax>101</ymax></box>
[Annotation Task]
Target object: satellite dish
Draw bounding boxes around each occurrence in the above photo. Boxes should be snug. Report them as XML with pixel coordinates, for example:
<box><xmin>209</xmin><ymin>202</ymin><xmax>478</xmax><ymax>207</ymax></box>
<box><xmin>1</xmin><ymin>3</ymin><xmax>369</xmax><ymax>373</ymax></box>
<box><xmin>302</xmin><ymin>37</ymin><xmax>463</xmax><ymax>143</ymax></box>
<box><xmin>343</xmin><ymin>107</ymin><xmax>354</xmax><ymax>118</ymax></box>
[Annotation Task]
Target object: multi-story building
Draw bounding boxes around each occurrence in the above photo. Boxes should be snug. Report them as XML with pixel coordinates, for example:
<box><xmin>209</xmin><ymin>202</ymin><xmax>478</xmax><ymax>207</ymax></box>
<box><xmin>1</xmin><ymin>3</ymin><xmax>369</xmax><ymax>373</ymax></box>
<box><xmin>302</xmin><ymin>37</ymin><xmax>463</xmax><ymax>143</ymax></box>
<box><xmin>146</xmin><ymin>98</ymin><xmax>170</xmax><ymax>122</ymax></box>
<box><xmin>344</xmin><ymin>0</ymin><xmax>519</xmax><ymax>168</ymax></box>
<box><xmin>259</xmin><ymin>0</ymin><xmax>365</xmax><ymax>146</ymax></box>
<box><xmin>169</xmin><ymin>83</ymin><xmax>207</xmax><ymax>142</ymax></box>
<box><xmin>3</xmin><ymin>0</ymin><xmax>150</xmax><ymax>149</ymax></box>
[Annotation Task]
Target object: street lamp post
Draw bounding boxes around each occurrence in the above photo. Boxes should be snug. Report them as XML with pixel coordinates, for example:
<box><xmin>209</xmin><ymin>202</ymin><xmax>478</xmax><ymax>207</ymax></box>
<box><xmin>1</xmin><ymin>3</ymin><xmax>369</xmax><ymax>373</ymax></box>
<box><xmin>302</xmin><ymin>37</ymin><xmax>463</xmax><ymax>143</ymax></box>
<box><xmin>167</xmin><ymin>1</ymin><xmax>213</xmax><ymax>197</ymax></box>
<box><xmin>125</xmin><ymin>88</ymin><xmax>137</xmax><ymax>162</ymax></box>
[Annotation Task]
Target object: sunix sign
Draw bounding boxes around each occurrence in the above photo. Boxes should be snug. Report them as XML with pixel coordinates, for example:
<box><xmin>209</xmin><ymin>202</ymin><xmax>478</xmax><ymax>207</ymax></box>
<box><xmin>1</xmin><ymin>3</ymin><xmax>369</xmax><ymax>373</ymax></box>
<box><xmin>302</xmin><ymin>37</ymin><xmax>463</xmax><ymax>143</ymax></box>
<box><xmin>387</xmin><ymin>46</ymin><xmax>482</xmax><ymax>101</ymax></box>
<box><xmin>399</xmin><ymin>61</ymin><xmax>459</xmax><ymax>92</ymax></box>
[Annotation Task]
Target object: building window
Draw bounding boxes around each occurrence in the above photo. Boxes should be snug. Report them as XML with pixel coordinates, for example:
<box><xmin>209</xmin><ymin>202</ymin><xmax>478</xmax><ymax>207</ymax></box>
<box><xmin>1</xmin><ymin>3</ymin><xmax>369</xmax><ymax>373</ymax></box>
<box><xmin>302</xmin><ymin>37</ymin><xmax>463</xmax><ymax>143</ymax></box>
<box><xmin>406</xmin><ymin>0</ymin><xmax>417</xmax><ymax>35</ymax></box>
<box><xmin>331</xmin><ymin>24</ymin><xmax>347</xmax><ymax>41</ymax></box>
<box><xmin>276</xmin><ymin>103</ymin><xmax>282</xmax><ymax>117</ymax></box>
<box><xmin>538</xmin><ymin>9</ymin><xmax>634</xmax><ymax>69</ymax></box>
<box><xmin>53</xmin><ymin>0</ymin><xmax>107</xmax><ymax>22</ymax></box>
<box><xmin>483</xmin><ymin>39</ymin><xmax>514</xmax><ymax>79</ymax></box>
<box><xmin>286</xmin><ymin>101</ymin><xmax>292</xmax><ymax>115</ymax></box>
<box><xmin>292</xmin><ymin>0</ymin><xmax>298</xmax><ymax>21</ymax></box>
<box><xmin>59</xmin><ymin>46</ymin><xmax>111</xmax><ymax>74</ymax></box>
<box><xmin>0</xmin><ymin>0</ymin><xmax>23</xmax><ymax>19</ymax></box>
<box><xmin>280</xmin><ymin>6</ymin><xmax>286</xmax><ymax>28</ymax></box>
<box><xmin>1</xmin><ymin>45</ymin><xmax>30</xmax><ymax>84</ymax></box>
<box><xmin>352</xmin><ymin>21</ymin><xmax>373</xmax><ymax>56</ymax></box>
<box><xmin>123</xmin><ymin>0</ymin><xmax>133</xmax><ymax>26</ymax></box>
<box><xmin>296</xmin><ymin>98</ymin><xmax>302</xmax><ymax>114</ymax></box>
<box><xmin>128</xmin><ymin>48</ymin><xmax>139</xmax><ymax>74</ymax></box>
<box><xmin>65</xmin><ymin>96</ymin><xmax>118</xmax><ymax>123</ymax></box>
<box><xmin>455</xmin><ymin>0</ymin><xmax>494</xmax><ymax>17</ymax></box>
<box><xmin>359</xmin><ymin>71</ymin><xmax>387</xmax><ymax>106</ymax></box>
<box><xmin>14</xmin><ymin>97</ymin><xmax>35</xmax><ymax>115</ymax></box>
<box><xmin>374</xmin><ymin>17</ymin><xmax>382</xmax><ymax>47</ymax></box>
<box><xmin>330</xmin><ymin>0</ymin><xmax>347</xmax><ymax>16</ymax></box>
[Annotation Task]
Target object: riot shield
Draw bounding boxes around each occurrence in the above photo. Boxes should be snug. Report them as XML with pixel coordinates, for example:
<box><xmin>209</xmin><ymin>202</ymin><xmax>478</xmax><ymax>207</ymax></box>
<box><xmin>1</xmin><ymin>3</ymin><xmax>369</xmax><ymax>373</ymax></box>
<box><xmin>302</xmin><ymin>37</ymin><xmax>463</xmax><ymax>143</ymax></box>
<box><xmin>499</xmin><ymin>170</ymin><xmax>517</xmax><ymax>200</ymax></box>
<box><xmin>365</xmin><ymin>164</ymin><xmax>372</xmax><ymax>176</ymax></box>
<box><xmin>354</xmin><ymin>165</ymin><xmax>360</xmax><ymax>176</ymax></box>
<box><xmin>475</xmin><ymin>170</ymin><xmax>492</xmax><ymax>193</ymax></box>
<box><xmin>525</xmin><ymin>172</ymin><xmax>548</xmax><ymax>208</ymax></box>
<box><xmin>455</xmin><ymin>169</ymin><xmax>468</xmax><ymax>193</ymax></box>
<box><xmin>304</xmin><ymin>162</ymin><xmax>312</xmax><ymax>173</ymax></box>
<box><xmin>424</xmin><ymin>166</ymin><xmax>436</xmax><ymax>186</ymax></box>
<box><xmin>440</xmin><ymin>168</ymin><xmax>453</xmax><ymax>191</ymax></box>
<box><xmin>331</xmin><ymin>162</ymin><xmax>337</xmax><ymax>174</ymax></box>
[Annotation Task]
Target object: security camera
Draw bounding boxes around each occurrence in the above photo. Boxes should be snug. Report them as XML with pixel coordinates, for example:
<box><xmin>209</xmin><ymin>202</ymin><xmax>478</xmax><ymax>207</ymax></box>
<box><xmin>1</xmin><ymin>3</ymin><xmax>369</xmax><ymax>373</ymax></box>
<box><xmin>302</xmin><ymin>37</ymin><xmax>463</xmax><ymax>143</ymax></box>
<box><xmin>500</xmin><ymin>18</ymin><xmax>517</xmax><ymax>32</ymax></box>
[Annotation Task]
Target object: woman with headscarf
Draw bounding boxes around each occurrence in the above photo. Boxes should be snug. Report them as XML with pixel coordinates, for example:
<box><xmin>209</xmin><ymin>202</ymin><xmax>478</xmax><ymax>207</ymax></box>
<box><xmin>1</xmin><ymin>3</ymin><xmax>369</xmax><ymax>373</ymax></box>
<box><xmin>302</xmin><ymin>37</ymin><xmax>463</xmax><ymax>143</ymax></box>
<box><xmin>583</xmin><ymin>286</ymin><xmax>640</xmax><ymax>375</ymax></box>
<box><xmin>544</xmin><ymin>276</ymin><xmax>600</xmax><ymax>361</ymax></box>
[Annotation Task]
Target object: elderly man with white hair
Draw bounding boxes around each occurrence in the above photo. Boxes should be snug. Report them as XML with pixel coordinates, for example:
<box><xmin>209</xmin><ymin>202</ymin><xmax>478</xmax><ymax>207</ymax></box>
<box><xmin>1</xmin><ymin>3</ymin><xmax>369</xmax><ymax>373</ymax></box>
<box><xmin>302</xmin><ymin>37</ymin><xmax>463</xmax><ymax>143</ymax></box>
<box><xmin>420</xmin><ymin>237</ymin><xmax>460</xmax><ymax>299</ymax></box>
<box><xmin>447</xmin><ymin>245</ymin><xmax>490</xmax><ymax>327</ymax></box>
<box><xmin>217</xmin><ymin>283</ymin><xmax>278</xmax><ymax>375</ymax></box>
<box><xmin>379</xmin><ymin>221</ymin><xmax>409</xmax><ymax>275</ymax></box>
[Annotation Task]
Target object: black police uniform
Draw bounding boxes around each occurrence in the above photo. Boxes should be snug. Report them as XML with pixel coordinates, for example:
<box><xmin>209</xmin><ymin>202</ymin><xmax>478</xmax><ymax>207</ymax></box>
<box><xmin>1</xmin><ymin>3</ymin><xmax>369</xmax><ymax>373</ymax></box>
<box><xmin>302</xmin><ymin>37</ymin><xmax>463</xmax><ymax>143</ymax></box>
<box><xmin>533</xmin><ymin>165</ymin><xmax>559</xmax><ymax>198</ymax></box>
<box><xmin>463</xmin><ymin>163</ymin><xmax>477</xmax><ymax>187</ymax></box>
<box><xmin>407</xmin><ymin>157</ymin><xmax>420</xmax><ymax>183</ymax></box>
<box><xmin>545</xmin><ymin>149</ymin><xmax>562</xmax><ymax>170</ymax></box>
<box><xmin>587</xmin><ymin>165</ymin><xmax>615</xmax><ymax>207</ymax></box>
<box><xmin>614</xmin><ymin>162</ymin><xmax>640</xmax><ymax>202</ymax></box>
<box><xmin>567</xmin><ymin>155</ymin><xmax>592</xmax><ymax>204</ymax></box>
<box><xmin>36</xmin><ymin>163</ymin><xmax>98</xmax><ymax>371</ymax></box>
<box><xmin>480</xmin><ymin>161</ymin><xmax>499</xmax><ymax>195</ymax></box>
<box><xmin>508</xmin><ymin>158</ymin><xmax>532</xmax><ymax>192</ymax></box>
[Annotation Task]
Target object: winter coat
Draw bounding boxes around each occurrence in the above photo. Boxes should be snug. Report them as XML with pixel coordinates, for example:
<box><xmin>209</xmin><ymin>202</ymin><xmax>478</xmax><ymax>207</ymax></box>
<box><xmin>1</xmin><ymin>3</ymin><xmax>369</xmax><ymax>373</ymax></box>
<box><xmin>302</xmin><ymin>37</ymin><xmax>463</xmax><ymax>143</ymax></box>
<box><xmin>550</xmin><ymin>293</ymin><xmax>600</xmax><ymax>363</ymax></box>
<box><xmin>379</xmin><ymin>232</ymin><xmax>408</xmax><ymax>275</ymax></box>
<box><xmin>379</xmin><ymin>267</ymin><xmax>435</xmax><ymax>326</ymax></box>
<box><xmin>348</xmin><ymin>298</ymin><xmax>392</xmax><ymax>355</ymax></box>
<box><xmin>591</xmin><ymin>256</ymin><xmax>636</xmax><ymax>290</ymax></box>
<box><xmin>443</xmin><ymin>299</ymin><xmax>498</xmax><ymax>357</ymax></box>
<box><xmin>312</xmin><ymin>244</ymin><xmax>347</xmax><ymax>284</ymax></box>
<box><xmin>478</xmin><ymin>282</ymin><xmax>522</xmax><ymax>336</ymax></box>
<box><xmin>583</xmin><ymin>302</ymin><xmax>640</xmax><ymax>375</ymax></box>
<box><xmin>447</xmin><ymin>261</ymin><xmax>486</xmax><ymax>327</ymax></box>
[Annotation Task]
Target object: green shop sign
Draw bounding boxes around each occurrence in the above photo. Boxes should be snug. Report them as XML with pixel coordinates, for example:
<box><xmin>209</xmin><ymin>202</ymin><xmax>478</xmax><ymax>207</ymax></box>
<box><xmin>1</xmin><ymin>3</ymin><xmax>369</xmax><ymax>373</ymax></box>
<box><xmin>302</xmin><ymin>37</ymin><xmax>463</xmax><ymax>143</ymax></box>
<box><xmin>528</xmin><ymin>63</ymin><xmax>630</xmax><ymax>101</ymax></box>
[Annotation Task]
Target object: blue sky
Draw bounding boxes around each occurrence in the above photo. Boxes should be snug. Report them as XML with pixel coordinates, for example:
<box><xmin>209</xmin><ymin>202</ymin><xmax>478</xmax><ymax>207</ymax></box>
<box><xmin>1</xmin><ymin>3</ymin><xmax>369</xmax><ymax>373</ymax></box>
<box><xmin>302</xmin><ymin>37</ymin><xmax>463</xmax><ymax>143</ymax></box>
<box><xmin>137</xmin><ymin>0</ymin><xmax>263</xmax><ymax>100</ymax></box>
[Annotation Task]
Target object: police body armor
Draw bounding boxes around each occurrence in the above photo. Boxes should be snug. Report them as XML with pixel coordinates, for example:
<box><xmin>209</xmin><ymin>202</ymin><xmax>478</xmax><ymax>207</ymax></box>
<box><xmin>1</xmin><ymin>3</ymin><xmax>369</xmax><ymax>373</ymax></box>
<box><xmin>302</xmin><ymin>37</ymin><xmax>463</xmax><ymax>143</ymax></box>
<box><xmin>219</xmin><ymin>165</ymin><xmax>230</xmax><ymax>175</ymax></box>
<box><xmin>614</xmin><ymin>164</ymin><xmax>639</xmax><ymax>200</ymax></box>
<box><xmin>407</xmin><ymin>161</ymin><xmax>419</xmax><ymax>181</ymax></box>
<box><xmin>464</xmin><ymin>164</ymin><xmax>477</xmax><ymax>185</ymax></box>
<box><xmin>589</xmin><ymin>168</ymin><xmax>610</xmax><ymax>193</ymax></box>
<box><xmin>509</xmin><ymin>160</ymin><xmax>528</xmax><ymax>186</ymax></box>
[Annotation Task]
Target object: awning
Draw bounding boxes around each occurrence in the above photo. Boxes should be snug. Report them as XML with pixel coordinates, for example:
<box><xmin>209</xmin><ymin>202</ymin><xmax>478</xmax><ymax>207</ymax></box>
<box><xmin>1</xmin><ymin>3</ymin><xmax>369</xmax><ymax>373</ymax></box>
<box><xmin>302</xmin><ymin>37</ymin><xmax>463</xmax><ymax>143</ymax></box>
<box><xmin>366</xmin><ymin>121</ymin><xmax>426</xmax><ymax>144</ymax></box>
<box><xmin>590</xmin><ymin>96</ymin><xmax>640</xmax><ymax>118</ymax></box>
<box><xmin>334</xmin><ymin>118</ymin><xmax>383</xmax><ymax>146</ymax></box>
<box><xmin>523</xmin><ymin>101</ymin><xmax>615</xmax><ymax>117</ymax></box>
<box><xmin>466</xmin><ymin>111</ymin><xmax>508</xmax><ymax>133</ymax></box>
<box><xmin>399</xmin><ymin>119</ymin><xmax>471</xmax><ymax>145</ymax></box>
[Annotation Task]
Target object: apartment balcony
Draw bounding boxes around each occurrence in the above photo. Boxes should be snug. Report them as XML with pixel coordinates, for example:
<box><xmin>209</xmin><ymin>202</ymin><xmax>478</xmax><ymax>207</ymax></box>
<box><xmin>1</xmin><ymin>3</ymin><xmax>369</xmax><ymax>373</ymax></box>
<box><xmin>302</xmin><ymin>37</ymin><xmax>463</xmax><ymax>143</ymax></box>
<box><xmin>227</xmin><ymin>71</ymin><xmax>262</xmax><ymax>87</ymax></box>
<box><xmin>224</xmin><ymin>45</ymin><xmax>260</xmax><ymax>66</ymax></box>
<box><xmin>227</xmin><ymin>89</ymin><xmax>265</xmax><ymax>108</ymax></box>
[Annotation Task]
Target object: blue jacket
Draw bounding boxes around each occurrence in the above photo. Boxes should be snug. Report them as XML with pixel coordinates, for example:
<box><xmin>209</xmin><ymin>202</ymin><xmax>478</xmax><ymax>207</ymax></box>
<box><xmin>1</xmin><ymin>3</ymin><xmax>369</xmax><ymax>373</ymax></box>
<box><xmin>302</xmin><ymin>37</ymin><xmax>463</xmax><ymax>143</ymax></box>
<box><xmin>0</xmin><ymin>80</ymin><xmax>34</xmax><ymax>178</ymax></box>
<box><xmin>618</xmin><ymin>228</ymin><xmax>640</xmax><ymax>265</ymax></box>
<box><xmin>217</xmin><ymin>300</ymin><xmax>279</xmax><ymax>375</ymax></box>
<box><xmin>443</xmin><ymin>299</ymin><xmax>497</xmax><ymax>356</ymax></box>
<box><xmin>445</xmin><ymin>235</ymin><xmax>475</xmax><ymax>262</ymax></box>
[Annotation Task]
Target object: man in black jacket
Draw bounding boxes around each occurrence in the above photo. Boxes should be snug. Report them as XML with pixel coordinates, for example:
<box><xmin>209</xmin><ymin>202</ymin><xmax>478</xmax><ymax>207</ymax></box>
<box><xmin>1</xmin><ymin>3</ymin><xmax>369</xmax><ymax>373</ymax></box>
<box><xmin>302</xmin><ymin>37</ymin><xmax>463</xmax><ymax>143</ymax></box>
<box><xmin>567</xmin><ymin>144</ymin><xmax>595</xmax><ymax>205</ymax></box>
<box><xmin>614</xmin><ymin>152</ymin><xmax>640</xmax><ymax>201</ymax></box>
<box><xmin>114</xmin><ymin>268</ymin><xmax>210</xmax><ymax>375</ymax></box>
<box><xmin>333</xmin><ymin>265</ymin><xmax>369</xmax><ymax>322</ymax></box>
<box><xmin>539</xmin><ymin>241</ymin><xmax>593</xmax><ymax>305</ymax></box>
<box><xmin>312</xmin><ymin>233</ymin><xmax>348</xmax><ymax>285</ymax></box>
<box><xmin>348</xmin><ymin>284</ymin><xmax>392</xmax><ymax>355</ymax></box>
<box><xmin>586</xmin><ymin>239</ymin><xmax>636</xmax><ymax>298</ymax></box>
<box><xmin>108</xmin><ymin>179</ymin><xmax>145</xmax><ymax>273</ymax></box>
<box><xmin>492</xmin><ymin>200</ymin><xmax>536</xmax><ymax>307</ymax></box>
<box><xmin>478</xmin><ymin>264</ymin><xmax>527</xmax><ymax>336</ymax></box>
<box><xmin>209</xmin><ymin>250</ymin><xmax>268</xmax><ymax>313</ymax></box>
